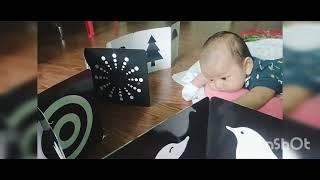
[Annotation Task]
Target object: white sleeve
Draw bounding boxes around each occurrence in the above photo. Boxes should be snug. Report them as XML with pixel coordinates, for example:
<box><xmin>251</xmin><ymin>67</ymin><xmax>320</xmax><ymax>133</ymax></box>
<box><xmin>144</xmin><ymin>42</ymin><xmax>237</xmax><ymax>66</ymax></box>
<box><xmin>182</xmin><ymin>83</ymin><xmax>200</xmax><ymax>101</ymax></box>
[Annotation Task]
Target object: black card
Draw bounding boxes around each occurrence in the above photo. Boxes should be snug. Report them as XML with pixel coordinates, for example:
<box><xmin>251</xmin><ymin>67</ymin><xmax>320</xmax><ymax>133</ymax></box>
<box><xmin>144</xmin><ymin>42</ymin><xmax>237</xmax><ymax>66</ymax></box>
<box><xmin>38</xmin><ymin>70</ymin><xmax>103</xmax><ymax>159</ymax></box>
<box><xmin>84</xmin><ymin>48</ymin><xmax>150</xmax><ymax>106</ymax></box>
<box><xmin>105</xmin><ymin>97</ymin><xmax>284</xmax><ymax>159</ymax></box>
<box><xmin>207</xmin><ymin>97</ymin><xmax>284</xmax><ymax>159</ymax></box>
<box><xmin>105</xmin><ymin>98</ymin><xmax>210</xmax><ymax>159</ymax></box>
<box><xmin>105</xmin><ymin>97</ymin><xmax>320</xmax><ymax>159</ymax></box>
<box><xmin>207</xmin><ymin>97</ymin><xmax>320</xmax><ymax>159</ymax></box>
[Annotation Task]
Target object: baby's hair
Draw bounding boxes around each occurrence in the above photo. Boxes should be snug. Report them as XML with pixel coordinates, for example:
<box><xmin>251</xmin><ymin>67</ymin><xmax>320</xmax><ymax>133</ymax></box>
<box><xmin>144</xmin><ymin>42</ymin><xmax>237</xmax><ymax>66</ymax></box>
<box><xmin>202</xmin><ymin>31</ymin><xmax>252</xmax><ymax>62</ymax></box>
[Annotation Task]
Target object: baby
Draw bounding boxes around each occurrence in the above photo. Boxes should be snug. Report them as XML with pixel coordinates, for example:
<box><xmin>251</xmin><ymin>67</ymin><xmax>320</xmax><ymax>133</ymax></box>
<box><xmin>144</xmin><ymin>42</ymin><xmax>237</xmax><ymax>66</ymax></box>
<box><xmin>182</xmin><ymin>31</ymin><xmax>283</xmax><ymax>110</ymax></box>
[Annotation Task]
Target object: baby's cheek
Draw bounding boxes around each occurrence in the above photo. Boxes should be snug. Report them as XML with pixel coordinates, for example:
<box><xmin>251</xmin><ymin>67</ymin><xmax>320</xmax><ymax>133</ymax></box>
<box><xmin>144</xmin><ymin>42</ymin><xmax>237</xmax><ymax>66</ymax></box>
<box><xmin>229</xmin><ymin>80</ymin><xmax>243</xmax><ymax>90</ymax></box>
<box><xmin>237</xmin><ymin>80</ymin><xmax>246</xmax><ymax>89</ymax></box>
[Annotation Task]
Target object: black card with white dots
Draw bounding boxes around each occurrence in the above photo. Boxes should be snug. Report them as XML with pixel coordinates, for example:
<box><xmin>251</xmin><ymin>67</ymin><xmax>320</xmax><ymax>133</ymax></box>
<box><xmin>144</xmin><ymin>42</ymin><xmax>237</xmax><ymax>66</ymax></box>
<box><xmin>84</xmin><ymin>48</ymin><xmax>150</xmax><ymax>106</ymax></box>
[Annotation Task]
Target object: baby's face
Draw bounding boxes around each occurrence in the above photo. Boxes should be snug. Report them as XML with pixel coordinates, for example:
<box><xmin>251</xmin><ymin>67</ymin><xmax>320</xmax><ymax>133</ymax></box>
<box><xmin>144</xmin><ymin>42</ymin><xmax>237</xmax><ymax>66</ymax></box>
<box><xmin>200</xmin><ymin>48</ymin><xmax>248</xmax><ymax>92</ymax></box>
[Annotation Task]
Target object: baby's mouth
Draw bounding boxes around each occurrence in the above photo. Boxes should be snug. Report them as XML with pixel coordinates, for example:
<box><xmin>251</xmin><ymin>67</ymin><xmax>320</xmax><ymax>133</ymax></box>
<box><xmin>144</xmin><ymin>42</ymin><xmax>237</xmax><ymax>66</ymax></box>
<box><xmin>209</xmin><ymin>85</ymin><xmax>242</xmax><ymax>93</ymax></box>
<box><xmin>209</xmin><ymin>85</ymin><xmax>224</xmax><ymax>91</ymax></box>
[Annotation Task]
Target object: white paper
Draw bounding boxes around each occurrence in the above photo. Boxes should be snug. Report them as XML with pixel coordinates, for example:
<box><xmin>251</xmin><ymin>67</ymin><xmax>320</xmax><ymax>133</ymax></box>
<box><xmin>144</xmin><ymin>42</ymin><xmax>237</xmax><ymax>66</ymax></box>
<box><xmin>171</xmin><ymin>21</ymin><xmax>180</xmax><ymax>63</ymax></box>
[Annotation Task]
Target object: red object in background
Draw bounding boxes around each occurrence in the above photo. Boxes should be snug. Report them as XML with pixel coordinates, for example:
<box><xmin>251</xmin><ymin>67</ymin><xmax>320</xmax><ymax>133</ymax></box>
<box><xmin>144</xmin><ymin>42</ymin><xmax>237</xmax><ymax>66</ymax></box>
<box><xmin>113</xmin><ymin>18</ymin><xmax>119</xmax><ymax>34</ymax></box>
<box><xmin>240</xmin><ymin>29</ymin><xmax>283</xmax><ymax>39</ymax></box>
<box><xmin>85</xmin><ymin>21</ymin><xmax>95</xmax><ymax>38</ymax></box>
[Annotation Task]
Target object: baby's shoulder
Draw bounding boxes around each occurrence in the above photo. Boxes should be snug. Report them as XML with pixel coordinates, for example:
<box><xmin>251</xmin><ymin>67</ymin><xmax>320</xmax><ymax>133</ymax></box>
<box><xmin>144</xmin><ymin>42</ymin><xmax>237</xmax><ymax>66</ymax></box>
<box><xmin>252</xmin><ymin>57</ymin><xmax>283</xmax><ymax>71</ymax></box>
<box><xmin>246</xmin><ymin>57</ymin><xmax>283</xmax><ymax>94</ymax></box>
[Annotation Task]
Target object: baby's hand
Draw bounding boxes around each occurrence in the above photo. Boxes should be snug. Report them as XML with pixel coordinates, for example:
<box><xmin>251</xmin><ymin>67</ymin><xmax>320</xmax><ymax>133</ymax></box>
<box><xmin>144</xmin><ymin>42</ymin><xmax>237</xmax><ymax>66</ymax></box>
<box><xmin>182</xmin><ymin>83</ymin><xmax>200</xmax><ymax>101</ymax></box>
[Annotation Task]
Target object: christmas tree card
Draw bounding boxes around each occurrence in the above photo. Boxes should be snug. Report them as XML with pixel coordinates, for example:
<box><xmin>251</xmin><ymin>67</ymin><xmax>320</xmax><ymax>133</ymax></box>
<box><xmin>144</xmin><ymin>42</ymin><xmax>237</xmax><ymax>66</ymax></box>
<box><xmin>105</xmin><ymin>22</ymin><xmax>180</xmax><ymax>73</ymax></box>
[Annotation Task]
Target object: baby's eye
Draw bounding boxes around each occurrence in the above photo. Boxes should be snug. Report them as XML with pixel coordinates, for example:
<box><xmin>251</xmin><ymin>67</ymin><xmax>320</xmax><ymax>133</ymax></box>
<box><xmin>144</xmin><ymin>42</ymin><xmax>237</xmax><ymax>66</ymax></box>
<box><xmin>221</xmin><ymin>77</ymin><xmax>227</xmax><ymax>80</ymax></box>
<box><xmin>210</xmin><ymin>79</ymin><xmax>214</xmax><ymax>81</ymax></box>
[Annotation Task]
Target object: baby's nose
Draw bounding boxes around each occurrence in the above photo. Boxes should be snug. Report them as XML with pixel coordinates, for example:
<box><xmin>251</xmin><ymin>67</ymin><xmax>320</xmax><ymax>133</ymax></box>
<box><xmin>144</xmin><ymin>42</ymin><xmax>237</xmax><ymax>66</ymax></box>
<box><xmin>208</xmin><ymin>82</ymin><xmax>217</xmax><ymax>90</ymax></box>
<box><xmin>215</xmin><ymin>80</ymin><xmax>224</xmax><ymax>90</ymax></box>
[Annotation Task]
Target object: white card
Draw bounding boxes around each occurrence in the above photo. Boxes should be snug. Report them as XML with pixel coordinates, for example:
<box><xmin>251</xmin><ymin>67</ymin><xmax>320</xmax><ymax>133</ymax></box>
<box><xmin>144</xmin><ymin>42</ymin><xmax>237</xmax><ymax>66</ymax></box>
<box><xmin>132</xmin><ymin>27</ymin><xmax>171</xmax><ymax>73</ymax></box>
<box><xmin>106</xmin><ymin>32</ymin><xmax>134</xmax><ymax>49</ymax></box>
<box><xmin>171</xmin><ymin>21</ymin><xmax>180</xmax><ymax>64</ymax></box>
<box><xmin>101</xmin><ymin>33</ymin><xmax>135</xmax><ymax>70</ymax></box>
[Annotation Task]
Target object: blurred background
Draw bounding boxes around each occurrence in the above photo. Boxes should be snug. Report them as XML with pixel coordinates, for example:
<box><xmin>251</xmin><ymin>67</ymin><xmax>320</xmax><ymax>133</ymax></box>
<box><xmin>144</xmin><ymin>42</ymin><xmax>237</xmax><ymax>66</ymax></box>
<box><xmin>283</xmin><ymin>21</ymin><xmax>320</xmax><ymax>129</ymax></box>
<box><xmin>0</xmin><ymin>21</ymin><xmax>37</xmax><ymax>158</ymax></box>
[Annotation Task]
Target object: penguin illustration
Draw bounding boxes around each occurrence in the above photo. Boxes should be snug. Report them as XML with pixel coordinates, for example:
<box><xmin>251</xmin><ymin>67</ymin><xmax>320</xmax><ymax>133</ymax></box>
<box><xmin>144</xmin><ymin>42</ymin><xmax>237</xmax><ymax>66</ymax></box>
<box><xmin>226</xmin><ymin>126</ymin><xmax>277</xmax><ymax>159</ymax></box>
<box><xmin>155</xmin><ymin>136</ymin><xmax>189</xmax><ymax>159</ymax></box>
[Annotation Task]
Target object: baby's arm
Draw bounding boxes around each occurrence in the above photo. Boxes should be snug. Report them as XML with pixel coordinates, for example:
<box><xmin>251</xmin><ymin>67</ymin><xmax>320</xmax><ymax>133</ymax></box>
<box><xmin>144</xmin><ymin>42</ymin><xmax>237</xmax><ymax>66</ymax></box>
<box><xmin>191</xmin><ymin>73</ymin><xmax>208</xmax><ymax>88</ymax></box>
<box><xmin>182</xmin><ymin>73</ymin><xmax>208</xmax><ymax>101</ymax></box>
<box><xmin>233</xmin><ymin>86</ymin><xmax>276</xmax><ymax>110</ymax></box>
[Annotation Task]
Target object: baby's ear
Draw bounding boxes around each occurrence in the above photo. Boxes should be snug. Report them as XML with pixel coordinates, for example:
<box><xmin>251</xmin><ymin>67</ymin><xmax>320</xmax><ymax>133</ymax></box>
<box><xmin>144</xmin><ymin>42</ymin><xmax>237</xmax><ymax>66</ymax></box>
<box><xmin>243</xmin><ymin>57</ymin><xmax>254</xmax><ymax>75</ymax></box>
